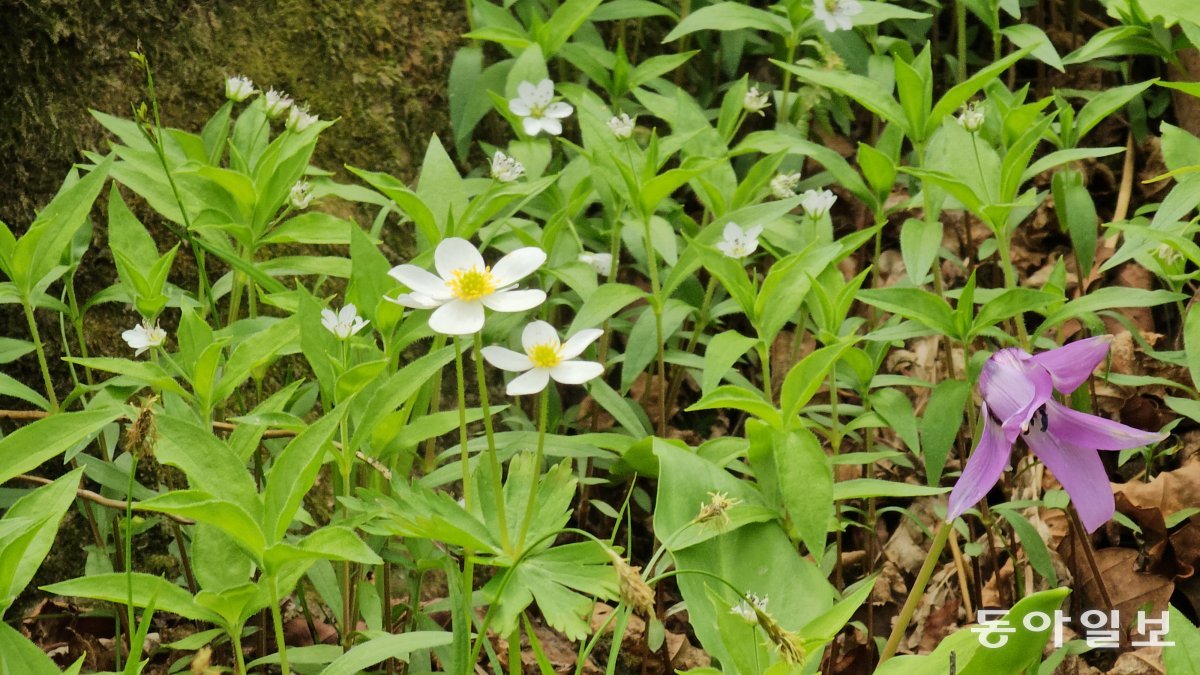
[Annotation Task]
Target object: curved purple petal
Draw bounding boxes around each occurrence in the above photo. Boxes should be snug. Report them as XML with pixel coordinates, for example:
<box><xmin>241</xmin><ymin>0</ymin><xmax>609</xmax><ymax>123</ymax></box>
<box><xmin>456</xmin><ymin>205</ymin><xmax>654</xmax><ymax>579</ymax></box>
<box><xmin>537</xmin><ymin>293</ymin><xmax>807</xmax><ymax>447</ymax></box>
<box><xmin>980</xmin><ymin>349</ymin><xmax>1054</xmax><ymax>443</ymax></box>
<box><xmin>1025</xmin><ymin>427</ymin><xmax>1114</xmax><ymax>533</ymax></box>
<box><xmin>947</xmin><ymin>407</ymin><xmax>1012</xmax><ymax>522</ymax></box>
<box><xmin>1030</xmin><ymin>336</ymin><xmax>1112</xmax><ymax>394</ymax></box>
<box><xmin>1045</xmin><ymin>400</ymin><xmax>1166</xmax><ymax>450</ymax></box>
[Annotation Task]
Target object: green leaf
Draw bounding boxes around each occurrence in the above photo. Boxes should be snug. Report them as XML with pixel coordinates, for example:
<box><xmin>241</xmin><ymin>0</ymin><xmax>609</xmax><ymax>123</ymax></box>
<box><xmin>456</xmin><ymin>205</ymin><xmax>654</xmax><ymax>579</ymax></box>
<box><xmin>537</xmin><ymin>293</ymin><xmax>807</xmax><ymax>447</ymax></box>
<box><xmin>347</xmin><ymin>166</ymin><xmax>440</xmax><ymax>244</ymax></box>
<box><xmin>1000</xmin><ymin>24</ymin><xmax>1063</xmax><ymax>72</ymax></box>
<box><xmin>350</xmin><ymin>346</ymin><xmax>455</xmax><ymax>452</ymax></box>
<box><xmin>833</xmin><ymin>480</ymin><xmax>949</xmax><ymax>501</ymax></box>
<box><xmin>993</xmin><ymin>507</ymin><xmax>1058</xmax><ymax>586</ymax></box>
<box><xmin>921</xmin><ymin>380</ymin><xmax>970</xmax><ymax>486</ymax></box>
<box><xmin>43</xmin><ymin>572</ymin><xmax>221</xmax><ymax>624</ymax></box>
<box><xmin>155</xmin><ymin>415</ymin><xmax>261</xmax><ymax>517</ymax></box>
<box><xmin>971</xmin><ymin>288</ymin><xmax>1057</xmax><ymax>336</ymax></box>
<box><xmin>662</xmin><ymin>2</ymin><xmax>790</xmax><ymax>41</ymax></box>
<box><xmin>0</xmin><ymin>408</ymin><xmax>121</xmax><ymax>485</ymax></box>
<box><xmin>780</xmin><ymin>342</ymin><xmax>855</xmax><ymax>423</ymax></box>
<box><xmin>0</xmin><ymin>468</ymin><xmax>84</xmax><ymax>615</ymax></box>
<box><xmin>858</xmin><ymin>287</ymin><xmax>957</xmax><ymax>337</ymax></box>
<box><xmin>569</xmin><ymin>283</ymin><xmax>647</xmax><ymax>332</ymax></box>
<box><xmin>1186</xmin><ymin>306</ymin><xmax>1200</xmax><ymax>392</ymax></box>
<box><xmin>320</xmin><ymin>632</ymin><xmax>453</xmax><ymax>675</ymax></box>
<box><xmin>926</xmin><ymin>46</ymin><xmax>1033</xmax><ymax>140</ymax></box>
<box><xmin>1164</xmin><ymin>605</ymin><xmax>1200</xmax><ymax>674</ymax></box>
<box><xmin>774</xmin><ymin>62</ymin><xmax>908</xmax><ymax>134</ymax></box>
<box><xmin>872</xmin><ymin>388</ymin><xmax>920</xmax><ymax>455</ymax></box>
<box><xmin>702</xmin><ymin>331</ymin><xmax>758</xmax><ymax>395</ymax></box>
<box><xmin>899</xmin><ymin>217</ymin><xmax>943</xmax><ymax>285</ymax></box>
<box><xmin>0</xmin><ymin>623</ymin><xmax>79</xmax><ymax>675</ymax></box>
<box><xmin>1037</xmin><ymin>288</ymin><xmax>1185</xmax><ymax>334</ymax></box>
<box><xmin>774</xmin><ymin>428</ymin><xmax>833</xmax><ymax>557</ymax></box>
<box><xmin>588</xmin><ymin>378</ymin><xmax>650</xmax><ymax>437</ymax></box>
<box><xmin>687</xmin><ymin>385</ymin><xmax>783</xmax><ymax>429</ymax></box>
<box><xmin>263</xmin><ymin>411</ymin><xmax>343</xmax><ymax>542</ymax></box>
<box><xmin>539</xmin><ymin>0</ymin><xmax>602</xmax><ymax>55</ymax></box>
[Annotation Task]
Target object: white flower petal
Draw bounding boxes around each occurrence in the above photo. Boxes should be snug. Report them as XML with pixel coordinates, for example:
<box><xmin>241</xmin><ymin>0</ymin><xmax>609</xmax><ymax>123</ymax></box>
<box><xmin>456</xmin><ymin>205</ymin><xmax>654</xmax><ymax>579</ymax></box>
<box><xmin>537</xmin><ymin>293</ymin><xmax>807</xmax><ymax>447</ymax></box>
<box><xmin>521</xmin><ymin>320</ymin><xmax>560</xmax><ymax>353</ymax></box>
<box><xmin>517</xmin><ymin>80</ymin><xmax>538</xmax><ymax>102</ymax></box>
<box><xmin>481</xmin><ymin>289</ymin><xmax>546</xmax><ymax>313</ymax></box>
<box><xmin>745</xmin><ymin>224</ymin><xmax>764</xmax><ymax>239</ymax></box>
<box><xmin>388</xmin><ymin>265</ymin><xmax>451</xmax><ymax>300</ymax></box>
<box><xmin>509</xmin><ymin>98</ymin><xmax>532</xmax><ymax>116</ymax></box>
<box><xmin>544</xmin><ymin>101</ymin><xmax>573</xmax><ymax>119</ymax></box>
<box><xmin>428</xmin><ymin>300</ymin><xmax>485</xmax><ymax>335</ymax></box>
<box><xmin>338</xmin><ymin>304</ymin><xmax>358</xmax><ymax>323</ymax></box>
<box><xmin>722</xmin><ymin>222</ymin><xmax>742</xmax><ymax>241</ymax></box>
<box><xmin>387</xmin><ymin>292</ymin><xmax>442</xmax><ymax>309</ymax></box>
<box><xmin>550</xmin><ymin>360</ymin><xmax>604</xmax><ymax>385</ymax></box>
<box><xmin>539</xmin><ymin>117</ymin><xmax>563</xmax><ymax>136</ymax></box>
<box><xmin>506</xmin><ymin>368</ymin><xmax>551</xmax><ymax>396</ymax></box>
<box><xmin>522</xmin><ymin>116</ymin><xmax>543</xmax><ymax>136</ymax></box>
<box><xmin>491</xmin><ymin>247</ymin><xmax>547</xmax><ymax>287</ymax></box>
<box><xmin>435</xmin><ymin>237</ymin><xmax>486</xmax><ymax>279</ymax></box>
<box><xmin>481</xmin><ymin>346</ymin><xmax>534</xmax><ymax>373</ymax></box>
<box><xmin>533</xmin><ymin>79</ymin><xmax>555</xmax><ymax>105</ymax></box>
<box><xmin>559</xmin><ymin>328</ymin><xmax>603</xmax><ymax>360</ymax></box>
<box><xmin>321</xmin><ymin>308</ymin><xmax>338</xmax><ymax>329</ymax></box>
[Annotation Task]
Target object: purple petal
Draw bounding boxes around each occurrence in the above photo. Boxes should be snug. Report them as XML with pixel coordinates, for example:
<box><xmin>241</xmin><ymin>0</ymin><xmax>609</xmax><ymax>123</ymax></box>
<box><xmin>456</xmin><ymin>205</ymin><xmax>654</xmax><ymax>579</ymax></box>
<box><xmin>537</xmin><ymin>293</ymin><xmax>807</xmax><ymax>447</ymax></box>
<box><xmin>980</xmin><ymin>349</ymin><xmax>1054</xmax><ymax>443</ymax></box>
<box><xmin>1030</xmin><ymin>336</ymin><xmax>1111</xmax><ymax>394</ymax></box>
<box><xmin>1045</xmin><ymin>400</ymin><xmax>1166</xmax><ymax>450</ymax></box>
<box><xmin>1025</xmin><ymin>427</ymin><xmax>1114</xmax><ymax>533</ymax></box>
<box><xmin>947</xmin><ymin>407</ymin><xmax>1012</xmax><ymax>522</ymax></box>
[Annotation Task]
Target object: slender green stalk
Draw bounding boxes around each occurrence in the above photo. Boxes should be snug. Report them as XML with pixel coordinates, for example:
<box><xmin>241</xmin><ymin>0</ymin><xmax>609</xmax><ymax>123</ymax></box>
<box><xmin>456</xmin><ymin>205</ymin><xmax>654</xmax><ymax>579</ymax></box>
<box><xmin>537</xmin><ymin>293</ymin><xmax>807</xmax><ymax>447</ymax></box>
<box><xmin>641</xmin><ymin>215</ymin><xmax>668</xmax><ymax>434</ymax></box>
<box><xmin>508</xmin><ymin>627</ymin><xmax>522</xmax><ymax>675</ymax></box>
<box><xmin>664</xmin><ymin>276</ymin><xmax>717</xmax><ymax>413</ymax></box>
<box><xmin>268</xmin><ymin>575</ymin><xmax>291</xmax><ymax>675</ymax></box>
<box><xmin>780</xmin><ymin>39</ymin><xmax>798</xmax><ymax>124</ymax></box>
<box><xmin>472</xmin><ymin>332</ymin><xmax>511</xmax><ymax>552</ymax></box>
<box><xmin>955</xmin><ymin>0</ymin><xmax>967</xmax><ymax>82</ymax></box>
<box><xmin>233</xmin><ymin>625</ymin><xmax>248</xmax><ymax>675</ymax></box>
<box><xmin>880</xmin><ymin>522</ymin><xmax>951</xmax><ymax>662</ymax></box>
<box><xmin>124</xmin><ymin>452</ymin><xmax>138</xmax><ymax>664</ymax></box>
<box><xmin>23</xmin><ymin>303</ymin><xmax>58</xmax><ymax>412</ymax></box>
<box><xmin>518</xmin><ymin>387</ymin><xmax>550</xmax><ymax>549</ymax></box>
<box><xmin>454</xmin><ymin>339</ymin><xmax>473</xmax><ymax>511</ymax></box>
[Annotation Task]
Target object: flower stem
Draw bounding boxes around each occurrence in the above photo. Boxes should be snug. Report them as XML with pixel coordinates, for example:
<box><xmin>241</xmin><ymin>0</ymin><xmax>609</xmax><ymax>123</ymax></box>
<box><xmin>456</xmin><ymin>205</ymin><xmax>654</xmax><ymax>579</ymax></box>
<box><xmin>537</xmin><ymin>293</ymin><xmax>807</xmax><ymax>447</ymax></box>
<box><xmin>268</xmin><ymin>575</ymin><xmax>290</xmax><ymax>675</ymax></box>
<box><xmin>124</xmin><ymin>452</ymin><xmax>138</xmax><ymax>659</ymax></box>
<box><xmin>473</xmin><ymin>332</ymin><xmax>511</xmax><ymax>552</ymax></box>
<box><xmin>22</xmin><ymin>302</ymin><xmax>58</xmax><ymax>412</ymax></box>
<box><xmin>880</xmin><ymin>521</ymin><xmax>951</xmax><ymax>663</ymax></box>
<box><xmin>454</xmin><ymin>339</ymin><xmax>473</xmax><ymax>511</ymax></box>
<box><xmin>518</xmin><ymin>387</ymin><xmax>550</xmax><ymax>550</ymax></box>
<box><xmin>641</xmin><ymin>214</ymin><xmax>668</xmax><ymax>435</ymax></box>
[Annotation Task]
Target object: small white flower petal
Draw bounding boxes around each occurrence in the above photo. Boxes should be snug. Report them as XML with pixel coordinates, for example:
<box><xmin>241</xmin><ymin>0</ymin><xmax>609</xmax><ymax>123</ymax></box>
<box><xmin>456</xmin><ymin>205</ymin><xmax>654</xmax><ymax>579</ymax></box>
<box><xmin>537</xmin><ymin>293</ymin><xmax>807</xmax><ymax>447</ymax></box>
<box><xmin>722</xmin><ymin>222</ymin><xmax>743</xmax><ymax>241</ymax></box>
<box><xmin>539</xmin><ymin>117</ymin><xmax>563</xmax><ymax>136</ymax></box>
<box><xmin>543</xmin><ymin>101</ymin><xmax>573</xmax><ymax>119</ymax></box>
<box><xmin>481</xmin><ymin>346</ymin><xmax>535</xmax><ymax>373</ymax></box>
<box><xmin>434</xmin><ymin>238</ymin><xmax>486</xmax><ymax>279</ymax></box>
<box><xmin>491</xmin><ymin>247</ymin><xmax>547</xmax><ymax>287</ymax></box>
<box><xmin>387</xmin><ymin>292</ymin><xmax>442</xmax><ymax>309</ymax></box>
<box><xmin>517</xmin><ymin>80</ymin><xmax>538</xmax><ymax>102</ymax></box>
<box><xmin>388</xmin><ymin>265</ymin><xmax>452</xmax><ymax>300</ymax></box>
<box><xmin>429</xmin><ymin>300</ymin><xmax>485</xmax><ymax>335</ymax></box>
<box><xmin>338</xmin><ymin>304</ymin><xmax>358</xmax><ymax>323</ymax></box>
<box><xmin>559</xmin><ymin>328</ymin><xmax>603</xmax><ymax>360</ymax></box>
<box><xmin>533</xmin><ymin>79</ymin><xmax>555</xmax><ymax>105</ymax></box>
<box><xmin>321</xmin><ymin>308</ymin><xmax>338</xmax><ymax>330</ymax></box>
<box><xmin>522</xmin><ymin>116</ymin><xmax>543</xmax><ymax>136</ymax></box>
<box><xmin>506</xmin><ymin>368</ymin><xmax>551</xmax><ymax>396</ymax></box>
<box><xmin>509</xmin><ymin>98</ymin><xmax>532</xmax><ymax>116</ymax></box>
<box><xmin>550</xmin><ymin>360</ymin><xmax>604</xmax><ymax>385</ymax></box>
<box><xmin>521</xmin><ymin>320</ymin><xmax>560</xmax><ymax>353</ymax></box>
<box><xmin>481</xmin><ymin>289</ymin><xmax>545</xmax><ymax>313</ymax></box>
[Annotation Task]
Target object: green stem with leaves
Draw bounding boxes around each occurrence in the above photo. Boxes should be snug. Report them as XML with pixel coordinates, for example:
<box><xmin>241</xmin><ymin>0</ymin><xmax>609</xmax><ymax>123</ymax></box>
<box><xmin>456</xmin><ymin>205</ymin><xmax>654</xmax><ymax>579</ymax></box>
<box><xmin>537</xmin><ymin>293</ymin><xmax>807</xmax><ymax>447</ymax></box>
<box><xmin>268</xmin><ymin>575</ymin><xmax>290</xmax><ymax>675</ymax></box>
<box><xmin>641</xmin><ymin>215</ymin><xmax>668</xmax><ymax>435</ymax></box>
<box><xmin>518</xmin><ymin>387</ymin><xmax>550</xmax><ymax>549</ymax></box>
<box><xmin>23</xmin><ymin>303</ymin><xmax>58</xmax><ymax>412</ymax></box>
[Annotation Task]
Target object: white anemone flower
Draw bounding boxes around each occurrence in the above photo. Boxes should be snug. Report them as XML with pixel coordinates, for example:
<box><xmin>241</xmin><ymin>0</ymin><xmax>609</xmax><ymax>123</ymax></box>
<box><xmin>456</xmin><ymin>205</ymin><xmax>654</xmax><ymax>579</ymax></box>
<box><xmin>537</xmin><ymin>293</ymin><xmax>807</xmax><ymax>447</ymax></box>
<box><xmin>481</xmin><ymin>321</ymin><xmax>604</xmax><ymax>395</ymax></box>
<box><xmin>607</xmin><ymin>113</ymin><xmax>635</xmax><ymax>140</ymax></box>
<box><xmin>770</xmin><ymin>172</ymin><xmax>802</xmax><ymax>199</ymax></box>
<box><xmin>321</xmin><ymin>304</ymin><xmax>369</xmax><ymax>339</ymax></box>
<box><xmin>387</xmin><ymin>237</ymin><xmax>547</xmax><ymax>336</ymax></box>
<box><xmin>743</xmin><ymin>87</ymin><xmax>771</xmax><ymax>115</ymax></box>
<box><xmin>813</xmin><ymin>0</ymin><xmax>863</xmax><ymax>32</ymax></box>
<box><xmin>578</xmin><ymin>252</ymin><xmax>613</xmax><ymax>276</ymax></box>
<box><xmin>716</xmin><ymin>222</ymin><xmax>763</xmax><ymax>260</ymax></box>
<box><xmin>225</xmin><ymin>75</ymin><xmax>256</xmax><ymax>102</ymax></box>
<box><xmin>800</xmin><ymin>189</ymin><xmax>837</xmax><ymax>219</ymax></box>
<box><xmin>289</xmin><ymin>180</ymin><xmax>313</xmax><ymax>209</ymax></box>
<box><xmin>509</xmin><ymin>79</ymin><xmax>574</xmax><ymax>137</ymax></box>
<box><xmin>490</xmin><ymin>151</ymin><xmax>525</xmax><ymax>183</ymax></box>
<box><xmin>263</xmin><ymin>88</ymin><xmax>293</xmax><ymax>118</ymax></box>
<box><xmin>286</xmin><ymin>105</ymin><xmax>318</xmax><ymax>132</ymax></box>
<box><xmin>122</xmin><ymin>320</ymin><xmax>167</xmax><ymax>356</ymax></box>
<box><xmin>730</xmin><ymin>593</ymin><xmax>769</xmax><ymax>623</ymax></box>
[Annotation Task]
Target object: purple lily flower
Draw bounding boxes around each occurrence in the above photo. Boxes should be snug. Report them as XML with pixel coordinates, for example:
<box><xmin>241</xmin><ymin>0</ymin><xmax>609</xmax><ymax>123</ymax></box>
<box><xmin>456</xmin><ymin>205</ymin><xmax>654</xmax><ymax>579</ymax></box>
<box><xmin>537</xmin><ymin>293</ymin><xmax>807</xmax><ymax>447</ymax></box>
<box><xmin>947</xmin><ymin>336</ymin><xmax>1166</xmax><ymax>532</ymax></box>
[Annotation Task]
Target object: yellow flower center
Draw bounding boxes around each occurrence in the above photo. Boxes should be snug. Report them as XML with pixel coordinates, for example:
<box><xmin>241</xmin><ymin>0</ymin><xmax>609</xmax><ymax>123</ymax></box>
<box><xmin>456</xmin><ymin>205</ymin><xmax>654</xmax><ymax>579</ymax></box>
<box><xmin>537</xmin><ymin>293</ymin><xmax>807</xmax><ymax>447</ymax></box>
<box><xmin>447</xmin><ymin>266</ymin><xmax>496</xmax><ymax>301</ymax></box>
<box><xmin>528</xmin><ymin>342</ymin><xmax>561</xmax><ymax>369</ymax></box>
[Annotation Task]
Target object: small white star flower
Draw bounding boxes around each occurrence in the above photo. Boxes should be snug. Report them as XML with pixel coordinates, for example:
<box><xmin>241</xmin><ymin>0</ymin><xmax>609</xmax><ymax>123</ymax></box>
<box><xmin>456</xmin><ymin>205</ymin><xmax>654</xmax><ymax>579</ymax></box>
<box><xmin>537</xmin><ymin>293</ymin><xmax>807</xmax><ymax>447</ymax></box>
<box><xmin>289</xmin><ymin>180</ymin><xmax>313</xmax><ymax>209</ymax></box>
<box><xmin>730</xmin><ymin>593</ymin><xmax>768</xmax><ymax>623</ymax></box>
<box><xmin>607</xmin><ymin>113</ymin><xmax>635</xmax><ymax>140</ymax></box>
<box><xmin>387</xmin><ymin>237</ymin><xmax>547</xmax><ymax>336</ymax></box>
<box><xmin>263</xmin><ymin>88</ymin><xmax>293</xmax><ymax>118</ymax></box>
<box><xmin>770</xmin><ymin>172</ymin><xmax>802</xmax><ymax>199</ymax></box>
<box><xmin>743</xmin><ymin>87</ymin><xmax>771</xmax><ymax>115</ymax></box>
<box><xmin>490</xmin><ymin>151</ymin><xmax>525</xmax><ymax>183</ymax></box>
<box><xmin>800</xmin><ymin>189</ymin><xmax>837</xmax><ymax>220</ymax></box>
<box><xmin>716</xmin><ymin>222</ymin><xmax>763</xmax><ymax>260</ymax></box>
<box><xmin>957</xmin><ymin>101</ymin><xmax>986</xmax><ymax>133</ymax></box>
<box><xmin>122</xmin><ymin>320</ymin><xmax>167</xmax><ymax>356</ymax></box>
<box><xmin>813</xmin><ymin>0</ymin><xmax>863</xmax><ymax>32</ymax></box>
<box><xmin>481</xmin><ymin>321</ymin><xmax>604</xmax><ymax>395</ymax></box>
<box><xmin>286</xmin><ymin>105</ymin><xmax>318</xmax><ymax>132</ymax></box>
<box><xmin>578</xmin><ymin>252</ymin><xmax>613</xmax><ymax>276</ymax></box>
<box><xmin>224</xmin><ymin>75</ymin><xmax>256</xmax><ymax>102</ymax></box>
<box><xmin>321</xmin><ymin>304</ymin><xmax>369</xmax><ymax>339</ymax></box>
<box><xmin>509</xmin><ymin>79</ymin><xmax>574</xmax><ymax>137</ymax></box>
